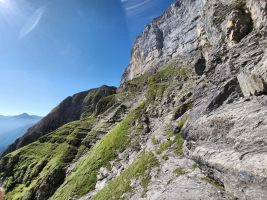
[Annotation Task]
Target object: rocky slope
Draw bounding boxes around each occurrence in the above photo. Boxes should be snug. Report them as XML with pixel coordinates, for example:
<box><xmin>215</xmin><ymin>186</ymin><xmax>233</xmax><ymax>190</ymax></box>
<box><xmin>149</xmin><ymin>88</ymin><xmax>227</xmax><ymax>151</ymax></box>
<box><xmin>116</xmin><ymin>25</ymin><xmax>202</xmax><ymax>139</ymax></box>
<box><xmin>0</xmin><ymin>0</ymin><xmax>266</xmax><ymax>199</ymax></box>
<box><xmin>2</xmin><ymin>86</ymin><xmax>116</xmax><ymax>156</ymax></box>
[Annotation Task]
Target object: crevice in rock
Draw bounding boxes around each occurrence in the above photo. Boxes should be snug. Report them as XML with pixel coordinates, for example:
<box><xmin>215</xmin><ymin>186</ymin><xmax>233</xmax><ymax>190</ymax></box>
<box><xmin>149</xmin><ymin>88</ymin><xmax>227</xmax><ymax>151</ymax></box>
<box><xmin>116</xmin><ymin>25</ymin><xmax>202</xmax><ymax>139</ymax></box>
<box><xmin>152</xmin><ymin>24</ymin><xmax>164</xmax><ymax>51</ymax></box>
<box><xmin>207</xmin><ymin>78</ymin><xmax>243</xmax><ymax>111</ymax></box>
<box><xmin>226</xmin><ymin>7</ymin><xmax>253</xmax><ymax>43</ymax></box>
<box><xmin>194</xmin><ymin>54</ymin><xmax>206</xmax><ymax>76</ymax></box>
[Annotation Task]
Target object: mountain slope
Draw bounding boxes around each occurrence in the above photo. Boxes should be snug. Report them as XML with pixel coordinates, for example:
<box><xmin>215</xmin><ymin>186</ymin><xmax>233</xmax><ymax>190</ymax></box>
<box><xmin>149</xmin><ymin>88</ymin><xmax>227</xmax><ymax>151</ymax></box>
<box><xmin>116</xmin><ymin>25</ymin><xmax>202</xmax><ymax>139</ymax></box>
<box><xmin>0</xmin><ymin>0</ymin><xmax>266</xmax><ymax>199</ymax></box>
<box><xmin>2</xmin><ymin>86</ymin><xmax>116</xmax><ymax>156</ymax></box>
<box><xmin>0</xmin><ymin>114</ymin><xmax>42</xmax><ymax>152</ymax></box>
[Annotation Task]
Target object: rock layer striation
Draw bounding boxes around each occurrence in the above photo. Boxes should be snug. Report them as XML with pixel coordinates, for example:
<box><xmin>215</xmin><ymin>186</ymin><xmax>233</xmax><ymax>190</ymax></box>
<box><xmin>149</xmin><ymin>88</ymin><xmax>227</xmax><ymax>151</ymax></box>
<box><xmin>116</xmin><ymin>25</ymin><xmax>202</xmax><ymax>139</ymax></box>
<box><xmin>0</xmin><ymin>0</ymin><xmax>266</xmax><ymax>200</ymax></box>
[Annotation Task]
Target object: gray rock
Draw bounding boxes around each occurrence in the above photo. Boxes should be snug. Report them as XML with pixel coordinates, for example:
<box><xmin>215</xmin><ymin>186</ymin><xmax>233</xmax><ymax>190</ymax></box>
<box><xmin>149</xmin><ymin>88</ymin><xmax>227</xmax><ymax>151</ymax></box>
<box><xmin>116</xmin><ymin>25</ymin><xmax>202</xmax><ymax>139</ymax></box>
<box><xmin>2</xmin><ymin>0</ymin><xmax>267</xmax><ymax>199</ymax></box>
<box><xmin>121</xmin><ymin>0</ymin><xmax>266</xmax><ymax>84</ymax></box>
<box><xmin>121</xmin><ymin>0</ymin><xmax>267</xmax><ymax>199</ymax></box>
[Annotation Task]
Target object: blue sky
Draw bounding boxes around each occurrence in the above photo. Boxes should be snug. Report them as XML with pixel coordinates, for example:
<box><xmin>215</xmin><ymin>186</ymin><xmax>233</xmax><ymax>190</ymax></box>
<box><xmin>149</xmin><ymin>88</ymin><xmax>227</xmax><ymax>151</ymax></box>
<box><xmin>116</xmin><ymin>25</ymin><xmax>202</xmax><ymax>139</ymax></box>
<box><xmin>0</xmin><ymin>0</ymin><xmax>175</xmax><ymax>116</ymax></box>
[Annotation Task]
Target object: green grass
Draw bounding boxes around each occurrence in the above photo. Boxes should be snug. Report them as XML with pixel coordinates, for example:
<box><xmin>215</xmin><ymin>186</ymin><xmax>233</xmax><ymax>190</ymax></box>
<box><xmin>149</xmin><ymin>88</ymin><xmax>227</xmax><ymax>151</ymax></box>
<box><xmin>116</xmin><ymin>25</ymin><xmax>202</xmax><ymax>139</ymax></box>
<box><xmin>201</xmin><ymin>176</ymin><xmax>225</xmax><ymax>191</ymax></box>
<box><xmin>173</xmin><ymin>101</ymin><xmax>193</xmax><ymax>120</ymax></box>
<box><xmin>51</xmin><ymin>103</ymin><xmax>146</xmax><ymax>200</ymax></box>
<box><xmin>1</xmin><ymin>64</ymin><xmax>194</xmax><ymax>200</ymax></box>
<box><xmin>146</xmin><ymin>65</ymin><xmax>192</xmax><ymax>104</ymax></box>
<box><xmin>1</xmin><ymin>115</ymin><xmax>100</xmax><ymax>200</ymax></box>
<box><xmin>95</xmin><ymin>94</ymin><xmax>118</xmax><ymax>115</ymax></box>
<box><xmin>4</xmin><ymin>142</ymin><xmax>75</xmax><ymax>200</ymax></box>
<box><xmin>122</xmin><ymin>64</ymin><xmax>192</xmax><ymax>104</ymax></box>
<box><xmin>162</xmin><ymin>123</ymin><xmax>186</xmax><ymax>157</ymax></box>
<box><xmin>5</xmin><ymin>184</ymin><xmax>27</xmax><ymax>200</ymax></box>
<box><xmin>175</xmin><ymin>133</ymin><xmax>184</xmax><ymax>156</ymax></box>
<box><xmin>147</xmin><ymin>81</ymin><xmax>168</xmax><ymax>103</ymax></box>
<box><xmin>155</xmin><ymin>140</ymin><xmax>174</xmax><ymax>155</ymax></box>
<box><xmin>177</xmin><ymin>114</ymin><xmax>189</xmax><ymax>129</ymax></box>
<box><xmin>162</xmin><ymin>155</ymin><xmax>169</xmax><ymax>161</ymax></box>
<box><xmin>91</xmin><ymin>152</ymin><xmax>159</xmax><ymax>200</ymax></box>
<box><xmin>174</xmin><ymin>114</ymin><xmax>188</xmax><ymax>156</ymax></box>
<box><xmin>192</xmin><ymin>163</ymin><xmax>198</xmax><ymax>171</ymax></box>
<box><xmin>39</xmin><ymin>116</ymin><xmax>96</xmax><ymax>146</ymax></box>
<box><xmin>174</xmin><ymin>167</ymin><xmax>185</xmax><ymax>177</ymax></box>
<box><xmin>122</xmin><ymin>73</ymin><xmax>150</xmax><ymax>98</ymax></box>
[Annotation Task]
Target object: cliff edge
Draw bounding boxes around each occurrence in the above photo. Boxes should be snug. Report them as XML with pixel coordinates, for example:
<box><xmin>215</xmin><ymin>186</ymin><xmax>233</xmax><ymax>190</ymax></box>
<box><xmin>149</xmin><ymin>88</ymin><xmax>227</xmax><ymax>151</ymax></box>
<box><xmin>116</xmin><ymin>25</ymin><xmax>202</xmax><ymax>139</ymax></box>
<box><xmin>0</xmin><ymin>0</ymin><xmax>266</xmax><ymax>199</ymax></box>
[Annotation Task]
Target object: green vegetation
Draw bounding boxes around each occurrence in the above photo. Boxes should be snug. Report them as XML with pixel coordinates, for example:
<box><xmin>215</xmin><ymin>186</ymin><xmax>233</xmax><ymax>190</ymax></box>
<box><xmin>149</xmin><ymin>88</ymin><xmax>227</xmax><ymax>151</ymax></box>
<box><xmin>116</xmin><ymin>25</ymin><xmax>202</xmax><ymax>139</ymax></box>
<box><xmin>2</xmin><ymin>114</ymin><xmax>104</xmax><ymax>200</ymax></box>
<box><xmin>1</xmin><ymin>64</ymin><xmax>194</xmax><ymax>199</ymax></box>
<box><xmin>174</xmin><ymin>114</ymin><xmax>189</xmax><ymax>156</ymax></box>
<box><xmin>162</xmin><ymin>155</ymin><xmax>169</xmax><ymax>160</ymax></box>
<box><xmin>201</xmin><ymin>176</ymin><xmax>225</xmax><ymax>191</ymax></box>
<box><xmin>4</xmin><ymin>141</ymin><xmax>75</xmax><ymax>200</ymax></box>
<box><xmin>147</xmin><ymin>65</ymin><xmax>192</xmax><ymax>104</ymax></box>
<box><xmin>91</xmin><ymin>152</ymin><xmax>159</xmax><ymax>200</ymax></box>
<box><xmin>155</xmin><ymin>140</ymin><xmax>174</xmax><ymax>155</ymax></box>
<box><xmin>175</xmin><ymin>133</ymin><xmax>184</xmax><ymax>156</ymax></box>
<box><xmin>123</xmin><ymin>73</ymin><xmax>150</xmax><ymax>96</ymax></box>
<box><xmin>81</xmin><ymin>87</ymin><xmax>116</xmax><ymax>118</ymax></box>
<box><xmin>162</xmin><ymin>120</ymin><xmax>186</xmax><ymax>157</ymax></box>
<box><xmin>173</xmin><ymin>101</ymin><xmax>193</xmax><ymax>120</ymax></box>
<box><xmin>174</xmin><ymin>167</ymin><xmax>185</xmax><ymax>177</ymax></box>
<box><xmin>39</xmin><ymin>116</ymin><xmax>97</xmax><ymax>146</ymax></box>
<box><xmin>122</xmin><ymin>64</ymin><xmax>192</xmax><ymax>104</ymax></box>
<box><xmin>192</xmin><ymin>163</ymin><xmax>198</xmax><ymax>171</ymax></box>
<box><xmin>147</xmin><ymin>80</ymin><xmax>168</xmax><ymax>103</ymax></box>
<box><xmin>83</xmin><ymin>87</ymin><xmax>113</xmax><ymax>105</ymax></box>
<box><xmin>177</xmin><ymin>114</ymin><xmax>189</xmax><ymax>129</ymax></box>
<box><xmin>51</xmin><ymin>103</ymin><xmax>146</xmax><ymax>199</ymax></box>
<box><xmin>155</xmin><ymin>114</ymin><xmax>188</xmax><ymax>156</ymax></box>
<box><xmin>95</xmin><ymin>94</ymin><xmax>117</xmax><ymax>115</ymax></box>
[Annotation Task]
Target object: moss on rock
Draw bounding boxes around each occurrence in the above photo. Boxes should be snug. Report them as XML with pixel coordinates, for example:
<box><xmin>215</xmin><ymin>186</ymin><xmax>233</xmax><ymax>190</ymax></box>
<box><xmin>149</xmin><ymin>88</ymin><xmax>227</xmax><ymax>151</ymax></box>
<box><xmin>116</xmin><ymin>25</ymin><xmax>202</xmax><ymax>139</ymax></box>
<box><xmin>91</xmin><ymin>152</ymin><xmax>159</xmax><ymax>200</ymax></box>
<box><xmin>50</xmin><ymin>103</ymin><xmax>146</xmax><ymax>199</ymax></box>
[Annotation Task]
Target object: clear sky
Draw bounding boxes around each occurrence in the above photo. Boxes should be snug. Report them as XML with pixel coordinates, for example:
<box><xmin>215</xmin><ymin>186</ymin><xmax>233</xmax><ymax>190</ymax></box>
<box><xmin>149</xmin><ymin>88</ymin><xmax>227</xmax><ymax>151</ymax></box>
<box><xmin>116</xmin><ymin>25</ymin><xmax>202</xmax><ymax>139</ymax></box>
<box><xmin>0</xmin><ymin>0</ymin><xmax>175</xmax><ymax>116</ymax></box>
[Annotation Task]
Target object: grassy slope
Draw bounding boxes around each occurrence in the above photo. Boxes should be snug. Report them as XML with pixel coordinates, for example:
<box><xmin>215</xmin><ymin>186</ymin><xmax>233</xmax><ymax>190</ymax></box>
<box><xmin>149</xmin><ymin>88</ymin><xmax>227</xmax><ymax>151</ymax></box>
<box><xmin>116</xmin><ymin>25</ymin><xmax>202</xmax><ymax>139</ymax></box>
<box><xmin>51</xmin><ymin>103</ymin><xmax>145</xmax><ymax>199</ymax></box>
<box><xmin>1</xmin><ymin>116</ymin><xmax>100</xmax><ymax>200</ymax></box>
<box><xmin>91</xmin><ymin>152</ymin><xmax>159</xmax><ymax>200</ymax></box>
<box><xmin>1</xmin><ymin>64</ymin><xmax>193</xmax><ymax>200</ymax></box>
<box><xmin>5</xmin><ymin>142</ymin><xmax>73</xmax><ymax>200</ymax></box>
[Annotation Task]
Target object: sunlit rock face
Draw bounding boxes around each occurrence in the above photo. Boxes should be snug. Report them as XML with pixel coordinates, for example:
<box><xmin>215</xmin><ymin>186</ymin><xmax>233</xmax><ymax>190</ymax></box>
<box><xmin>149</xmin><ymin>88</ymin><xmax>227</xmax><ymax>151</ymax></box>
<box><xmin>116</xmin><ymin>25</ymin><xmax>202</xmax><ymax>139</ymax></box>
<box><xmin>122</xmin><ymin>0</ymin><xmax>267</xmax><ymax>199</ymax></box>
<box><xmin>0</xmin><ymin>0</ymin><xmax>266</xmax><ymax>200</ymax></box>
<box><xmin>121</xmin><ymin>0</ymin><xmax>266</xmax><ymax>83</ymax></box>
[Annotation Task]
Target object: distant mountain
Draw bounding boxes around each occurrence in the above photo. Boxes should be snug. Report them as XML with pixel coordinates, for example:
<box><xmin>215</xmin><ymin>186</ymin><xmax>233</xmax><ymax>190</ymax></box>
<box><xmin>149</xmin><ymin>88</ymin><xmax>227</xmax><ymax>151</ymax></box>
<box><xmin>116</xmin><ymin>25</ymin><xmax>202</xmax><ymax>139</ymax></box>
<box><xmin>0</xmin><ymin>113</ymin><xmax>42</xmax><ymax>152</ymax></box>
<box><xmin>0</xmin><ymin>1</ymin><xmax>266</xmax><ymax>199</ymax></box>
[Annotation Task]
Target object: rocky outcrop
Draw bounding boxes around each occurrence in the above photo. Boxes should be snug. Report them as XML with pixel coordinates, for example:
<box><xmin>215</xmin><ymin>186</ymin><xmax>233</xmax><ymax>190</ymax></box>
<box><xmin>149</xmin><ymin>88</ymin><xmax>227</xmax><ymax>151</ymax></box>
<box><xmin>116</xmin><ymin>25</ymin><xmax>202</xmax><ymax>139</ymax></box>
<box><xmin>1</xmin><ymin>0</ymin><xmax>266</xmax><ymax>199</ymax></box>
<box><xmin>121</xmin><ymin>0</ymin><xmax>267</xmax><ymax>199</ymax></box>
<box><xmin>121</xmin><ymin>0</ymin><xmax>266</xmax><ymax>83</ymax></box>
<box><xmin>185</xmin><ymin>97</ymin><xmax>267</xmax><ymax>199</ymax></box>
<box><xmin>2</xmin><ymin>85</ymin><xmax>116</xmax><ymax>156</ymax></box>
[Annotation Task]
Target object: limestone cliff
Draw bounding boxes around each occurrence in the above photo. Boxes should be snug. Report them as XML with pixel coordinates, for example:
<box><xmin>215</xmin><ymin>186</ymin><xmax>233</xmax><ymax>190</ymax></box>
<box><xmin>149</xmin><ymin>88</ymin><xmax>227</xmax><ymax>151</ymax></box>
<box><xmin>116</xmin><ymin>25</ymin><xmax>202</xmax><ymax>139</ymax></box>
<box><xmin>122</xmin><ymin>0</ymin><xmax>266</xmax><ymax>84</ymax></box>
<box><xmin>123</xmin><ymin>0</ymin><xmax>267</xmax><ymax>199</ymax></box>
<box><xmin>0</xmin><ymin>0</ymin><xmax>266</xmax><ymax>200</ymax></box>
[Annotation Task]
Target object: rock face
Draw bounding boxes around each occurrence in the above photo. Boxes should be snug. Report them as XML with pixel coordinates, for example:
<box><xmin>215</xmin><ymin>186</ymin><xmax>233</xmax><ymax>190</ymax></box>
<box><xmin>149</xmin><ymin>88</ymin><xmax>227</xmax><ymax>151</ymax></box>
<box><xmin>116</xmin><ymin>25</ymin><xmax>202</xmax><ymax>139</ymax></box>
<box><xmin>0</xmin><ymin>0</ymin><xmax>266</xmax><ymax>200</ymax></box>
<box><xmin>122</xmin><ymin>0</ymin><xmax>266</xmax><ymax>83</ymax></box>
<box><xmin>2</xmin><ymin>85</ymin><xmax>116</xmax><ymax>156</ymax></box>
<box><xmin>122</xmin><ymin>0</ymin><xmax>267</xmax><ymax>199</ymax></box>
